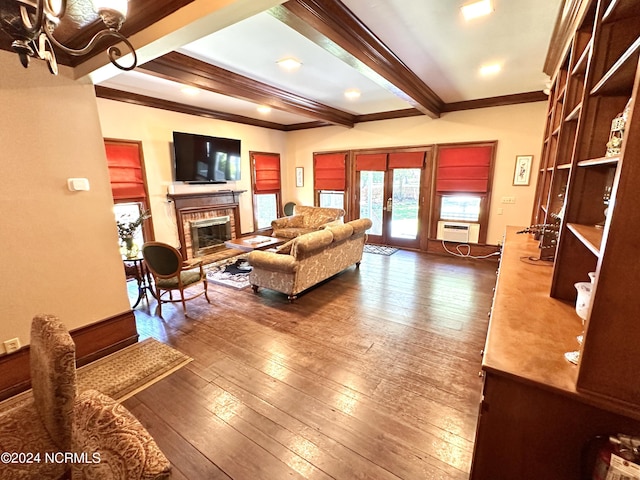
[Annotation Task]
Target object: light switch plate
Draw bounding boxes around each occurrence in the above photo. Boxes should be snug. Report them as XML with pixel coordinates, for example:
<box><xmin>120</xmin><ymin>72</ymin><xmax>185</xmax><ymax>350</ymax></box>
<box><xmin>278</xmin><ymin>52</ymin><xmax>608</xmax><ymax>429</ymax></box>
<box><xmin>67</xmin><ymin>178</ymin><xmax>90</xmax><ymax>191</ymax></box>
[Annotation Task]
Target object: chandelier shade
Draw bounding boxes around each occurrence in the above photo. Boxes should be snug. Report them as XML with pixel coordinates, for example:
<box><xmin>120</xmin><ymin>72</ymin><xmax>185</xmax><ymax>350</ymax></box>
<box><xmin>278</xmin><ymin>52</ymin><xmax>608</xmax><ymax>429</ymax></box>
<box><xmin>0</xmin><ymin>0</ymin><xmax>137</xmax><ymax>74</ymax></box>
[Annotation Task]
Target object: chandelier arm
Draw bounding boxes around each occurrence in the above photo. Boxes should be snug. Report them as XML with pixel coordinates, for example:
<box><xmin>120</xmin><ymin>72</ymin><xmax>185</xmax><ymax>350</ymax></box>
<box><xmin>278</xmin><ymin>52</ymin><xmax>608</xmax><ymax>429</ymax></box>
<box><xmin>106</xmin><ymin>35</ymin><xmax>137</xmax><ymax>71</ymax></box>
<box><xmin>45</xmin><ymin>27</ymin><xmax>137</xmax><ymax>70</ymax></box>
<box><xmin>46</xmin><ymin>27</ymin><xmax>121</xmax><ymax>57</ymax></box>
<box><xmin>19</xmin><ymin>2</ymin><xmax>46</xmax><ymax>37</ymax></box>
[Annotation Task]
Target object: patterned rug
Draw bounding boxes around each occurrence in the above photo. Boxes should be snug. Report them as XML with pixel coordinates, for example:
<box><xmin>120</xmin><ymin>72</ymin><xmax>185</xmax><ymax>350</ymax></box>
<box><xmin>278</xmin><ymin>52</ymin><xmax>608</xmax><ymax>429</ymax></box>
<box><xmin>364</xmin><ymin>244</ymin><xmax>399</xmax><ymax>256</ymax></box>
<box><xmin>205</xmin><ymin>253</ymin><xmax>251</xmax><ymax>290</ymax></box>
<box><xmin>0</xmin><ymin>338</ymin><xmax>192</xmax><ymax>412</ymax></box>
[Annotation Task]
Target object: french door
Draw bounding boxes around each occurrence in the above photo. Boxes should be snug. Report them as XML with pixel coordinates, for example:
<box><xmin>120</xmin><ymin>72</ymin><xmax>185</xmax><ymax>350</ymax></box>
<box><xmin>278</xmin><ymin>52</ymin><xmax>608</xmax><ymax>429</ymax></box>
<box><xmin>356</xmin><ymin>151</ymin><xmax>427</xmax><ymax>249</ymax></box>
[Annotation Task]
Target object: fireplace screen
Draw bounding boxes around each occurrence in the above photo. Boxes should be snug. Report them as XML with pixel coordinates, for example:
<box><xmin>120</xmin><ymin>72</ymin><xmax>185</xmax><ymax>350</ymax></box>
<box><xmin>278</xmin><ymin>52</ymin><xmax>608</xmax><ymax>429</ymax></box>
<box><xmin>190</xmin><ymin>216</ymin><xmax>231</xmax><ymax>257</ymax></box>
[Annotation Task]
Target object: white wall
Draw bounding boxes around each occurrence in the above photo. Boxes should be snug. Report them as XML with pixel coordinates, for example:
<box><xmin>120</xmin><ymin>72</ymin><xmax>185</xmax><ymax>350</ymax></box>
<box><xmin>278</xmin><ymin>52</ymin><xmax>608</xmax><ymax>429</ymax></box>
<box><xmin>96</xmin><ymin>99</ymin><xmax>288</xmax><ymax>243</ymax></box>
<box><xmin>0</xmin><ymin>51</ymin><xmax>131</xmax><ymax>351</ymax></box>
<box><xmin>97</xmin><ymin>99</ymin><xmax>546</xmax><ymax>248</ymax></box>
<box><xmin>285</xmin><ymin>102</ymin><xmax>548</xmax><ymax>245</ymax></box>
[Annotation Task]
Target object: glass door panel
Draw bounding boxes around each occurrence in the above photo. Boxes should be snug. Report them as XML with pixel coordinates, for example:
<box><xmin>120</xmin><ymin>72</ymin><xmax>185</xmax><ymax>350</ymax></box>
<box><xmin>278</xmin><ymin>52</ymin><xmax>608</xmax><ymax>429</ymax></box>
<box><xmin>390</xmin><ymin>168</ymin><xmax>420</xmax><ymax>240</ymax></box>
<box><xmin>359</xmin><ymin>171</ymin><xmax>385</xmax><ymax>237</ymax></box>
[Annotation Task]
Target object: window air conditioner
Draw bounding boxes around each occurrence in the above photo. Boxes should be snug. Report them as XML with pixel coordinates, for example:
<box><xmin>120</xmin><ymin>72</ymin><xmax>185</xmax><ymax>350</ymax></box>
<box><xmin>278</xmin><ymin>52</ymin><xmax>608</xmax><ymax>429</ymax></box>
<box><xmin>441</xmin><ymin>222</ymin><xmax>471</xmax><ymax>243</ymax></box>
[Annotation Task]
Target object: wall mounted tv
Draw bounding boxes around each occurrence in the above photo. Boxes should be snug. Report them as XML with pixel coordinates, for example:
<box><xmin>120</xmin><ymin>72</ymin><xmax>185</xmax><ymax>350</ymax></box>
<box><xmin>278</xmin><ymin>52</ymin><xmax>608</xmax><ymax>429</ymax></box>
<box><xmin>172</xmin><ymin>131</ymin><xmax>241</xmax><ymax>183</ymax></box>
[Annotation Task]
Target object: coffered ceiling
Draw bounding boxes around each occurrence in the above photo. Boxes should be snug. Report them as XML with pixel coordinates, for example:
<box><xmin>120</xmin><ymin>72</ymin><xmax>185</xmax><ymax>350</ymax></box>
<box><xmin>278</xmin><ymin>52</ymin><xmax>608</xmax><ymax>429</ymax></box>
<box><xmin>1</xmin><ymin>0</ymin><xmax>562</xmax><ymax>130</ymax></box>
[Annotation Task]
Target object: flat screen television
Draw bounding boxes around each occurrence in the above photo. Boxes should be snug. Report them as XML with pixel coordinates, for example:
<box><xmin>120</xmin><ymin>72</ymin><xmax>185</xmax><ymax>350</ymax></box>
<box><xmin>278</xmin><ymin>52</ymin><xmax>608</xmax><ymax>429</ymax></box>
<box><xmin>172</xmin><ymin>131</ymin><xmax>241</xmax><ymax>183</ymax></box>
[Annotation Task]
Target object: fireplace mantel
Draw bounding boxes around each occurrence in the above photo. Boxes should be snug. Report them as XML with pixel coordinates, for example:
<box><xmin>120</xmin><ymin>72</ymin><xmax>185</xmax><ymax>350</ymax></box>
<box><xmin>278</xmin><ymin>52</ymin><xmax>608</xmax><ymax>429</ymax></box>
<box><xmin>167</xmin><ymin>190</ymin><xmax>246</xmax><ymax>208</ymax></box>
<box><xmin>168</xmin><ymin>190</ymin><xmax>246</xmax><ymax>259</ymax></box>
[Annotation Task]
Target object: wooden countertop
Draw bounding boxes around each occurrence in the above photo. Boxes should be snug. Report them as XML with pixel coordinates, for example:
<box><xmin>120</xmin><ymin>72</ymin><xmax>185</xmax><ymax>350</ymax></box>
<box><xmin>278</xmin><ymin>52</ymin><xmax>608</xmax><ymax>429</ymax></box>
<box><xmin>483</xmin><ymin>226</ymin><xmax>582</xmax><ymax>394</ymax></box>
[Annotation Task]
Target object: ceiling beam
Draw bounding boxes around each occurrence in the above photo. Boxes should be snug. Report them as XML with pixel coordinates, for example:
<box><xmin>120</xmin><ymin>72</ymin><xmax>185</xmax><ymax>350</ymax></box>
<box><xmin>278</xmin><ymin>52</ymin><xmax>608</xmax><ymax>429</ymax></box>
<box><xmin>441</xmin><ymin>91</ymin><xmax>549</xmax><ymax>112</ymax></box>
<box><xmin>94</xmin><ymin>86</ymin><xmax>290</xmax><ymax>130</ymax></box>
<box><xmin>270</xmin><ymin>0</ymin><xmax>443</xmax><ymax>118</ymax></box>
<box><xmin>140</xmin><ymin>51</ymin><xmax>356</xmax><ymax>127</ymax></box>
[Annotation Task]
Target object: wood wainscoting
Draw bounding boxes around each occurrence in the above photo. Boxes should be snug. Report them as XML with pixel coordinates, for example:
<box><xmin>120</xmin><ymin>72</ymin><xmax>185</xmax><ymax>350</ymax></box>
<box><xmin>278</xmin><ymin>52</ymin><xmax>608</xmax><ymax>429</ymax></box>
<box><xmin>0</xmin><ymin>310</ymin><xmax>138</xmax><ymax>401</ymax></box>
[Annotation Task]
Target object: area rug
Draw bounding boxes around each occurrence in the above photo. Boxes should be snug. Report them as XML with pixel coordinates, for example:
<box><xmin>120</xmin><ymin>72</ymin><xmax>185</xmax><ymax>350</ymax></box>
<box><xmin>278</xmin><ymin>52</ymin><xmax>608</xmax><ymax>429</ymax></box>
<box><xmin>364</xmin><ymin>244</ymin><xmax>399</xmax><ymax>256</ymax></box>
<box><xmin>205</xmin><ymin>253</ymin><xmax>251</xmax><ymax>290</ymax></box>
<box><xmin>0</xmin><ymin>338</ymin><xmax>192</xmax><ymax>413</ymax></box>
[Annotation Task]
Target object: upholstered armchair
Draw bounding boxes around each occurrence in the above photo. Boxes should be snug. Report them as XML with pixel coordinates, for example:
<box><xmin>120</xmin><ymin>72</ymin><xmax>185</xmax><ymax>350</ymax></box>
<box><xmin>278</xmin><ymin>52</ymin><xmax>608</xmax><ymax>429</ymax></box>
<box><xmin>142</xmin><ymin>241</ymin><xmax>210</xmax><ymax>317</ymax></box>
<box><xmin>271</xmin><ymin>205</ymin><xmax>345</xmax><ymax>239</ymax></box>
<box><xmin>0</xmin><ymin>314</ymin><xmax>171</xmax><ymax>480</ymax></box>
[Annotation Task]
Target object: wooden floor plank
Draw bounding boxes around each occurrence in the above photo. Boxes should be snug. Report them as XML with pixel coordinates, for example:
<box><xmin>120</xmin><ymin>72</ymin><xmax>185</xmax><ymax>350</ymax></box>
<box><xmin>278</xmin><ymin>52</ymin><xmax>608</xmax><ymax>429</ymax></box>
<box><xmin>128</xmin><ymin>249</ymin><xmax>497</xmax><ymax>479</ymax></box>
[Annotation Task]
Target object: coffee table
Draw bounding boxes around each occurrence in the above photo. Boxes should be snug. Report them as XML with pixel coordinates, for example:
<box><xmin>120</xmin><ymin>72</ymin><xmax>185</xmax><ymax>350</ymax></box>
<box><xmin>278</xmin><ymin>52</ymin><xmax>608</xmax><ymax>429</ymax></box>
<box><xmin>225</xmin><ymin>235</ymin><xmax>287</xmax><ymax>252</ymax></box>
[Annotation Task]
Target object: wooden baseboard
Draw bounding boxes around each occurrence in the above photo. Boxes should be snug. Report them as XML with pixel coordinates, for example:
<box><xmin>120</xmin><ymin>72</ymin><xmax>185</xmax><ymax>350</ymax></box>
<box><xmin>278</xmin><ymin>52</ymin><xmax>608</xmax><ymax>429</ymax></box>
<box><xmin>426</xmin><ymin>239</ymin><xmax>501</xmax><ymax>260</ymax></box>
<box><xmin>0</xmin><ymin>311</ymin><xmax>138</xmax><ymax>401</ymax></box>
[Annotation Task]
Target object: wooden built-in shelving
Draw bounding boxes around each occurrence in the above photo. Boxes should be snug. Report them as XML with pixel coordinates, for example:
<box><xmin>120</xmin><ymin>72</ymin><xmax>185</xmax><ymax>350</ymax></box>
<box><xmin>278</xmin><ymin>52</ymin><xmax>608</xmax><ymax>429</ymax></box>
<box><xmin>473</xmin><ymin>0</ymin><xmax>640</xmax><ymax>477</ymax></box>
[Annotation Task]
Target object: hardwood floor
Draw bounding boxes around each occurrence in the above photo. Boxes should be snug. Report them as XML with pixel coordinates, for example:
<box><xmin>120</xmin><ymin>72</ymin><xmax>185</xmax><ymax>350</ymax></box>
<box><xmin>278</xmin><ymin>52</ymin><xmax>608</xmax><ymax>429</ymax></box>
<box><xmin>124</xmin><ymin>249</ymin><xmax>497</xmax><ymax>480</ymax></box>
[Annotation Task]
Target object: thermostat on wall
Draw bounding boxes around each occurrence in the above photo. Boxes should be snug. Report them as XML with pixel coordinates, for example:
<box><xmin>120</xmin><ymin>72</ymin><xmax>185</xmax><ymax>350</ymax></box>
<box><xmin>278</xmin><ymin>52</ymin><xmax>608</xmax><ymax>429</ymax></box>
<box><xmin>67</xmin><ymin>178</ymin><xmax>90</xmax><ymax>191</ymax></box>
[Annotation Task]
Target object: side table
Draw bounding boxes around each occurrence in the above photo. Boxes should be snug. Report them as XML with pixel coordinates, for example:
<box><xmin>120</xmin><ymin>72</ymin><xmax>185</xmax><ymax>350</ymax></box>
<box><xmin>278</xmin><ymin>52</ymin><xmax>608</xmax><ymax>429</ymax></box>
<box><xmin>123</xmin><ymin>256</ymin><xmax>156</xmax><ymax>308</ymax></box>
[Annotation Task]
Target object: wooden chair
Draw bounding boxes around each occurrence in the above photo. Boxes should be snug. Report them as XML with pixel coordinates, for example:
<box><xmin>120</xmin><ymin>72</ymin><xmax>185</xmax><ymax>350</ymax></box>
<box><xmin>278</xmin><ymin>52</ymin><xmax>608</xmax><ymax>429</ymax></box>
<box><xmin>142</xmin><ymin>241</ymin><xmax>210</xmax><ymax>316</ymax></box>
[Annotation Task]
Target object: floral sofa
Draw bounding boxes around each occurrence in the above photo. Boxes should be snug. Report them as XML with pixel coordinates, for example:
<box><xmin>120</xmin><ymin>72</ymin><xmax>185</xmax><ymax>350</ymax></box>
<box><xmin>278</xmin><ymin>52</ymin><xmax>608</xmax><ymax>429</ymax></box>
<box><xmin>248</xmin><ymin>218</ymin><xmax>372</xmax><ymax>301</ymax></box>
<box><xmin>271</xmin><ymin>205</ymin><xmax>346</xmax><ymax>239</ymax></box>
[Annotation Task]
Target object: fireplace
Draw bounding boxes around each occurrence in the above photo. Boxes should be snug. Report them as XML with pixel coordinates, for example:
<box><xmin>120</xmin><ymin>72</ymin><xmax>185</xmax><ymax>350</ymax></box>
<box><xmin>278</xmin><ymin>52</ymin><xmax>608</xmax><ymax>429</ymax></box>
<box><xmin>190</xmin><ymin>216</ymin><xmax>231</xmax><ymax>257</ymax></box>
<box><xmin>168</xmin><ymin>190</ymin><xmax>244</xmax><ymax>260</ymax></box>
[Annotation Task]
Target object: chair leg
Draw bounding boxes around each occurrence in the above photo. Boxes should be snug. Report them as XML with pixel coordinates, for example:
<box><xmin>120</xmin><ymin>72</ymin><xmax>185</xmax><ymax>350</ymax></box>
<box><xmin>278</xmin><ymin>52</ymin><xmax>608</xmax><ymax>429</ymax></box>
<box><xmin>180</xmin><ymin>289</ymin><xmax>187</xmax><ymax>314</ymax></box>
<box><xmin>204</xmin><ymin>280</ymin><xmax>210</xmax><ymax>304</ymax></box>
<box><xmin>155</xmin><ymin>287</ymin><xmax>163</xmax><ymax>318</ymax></box>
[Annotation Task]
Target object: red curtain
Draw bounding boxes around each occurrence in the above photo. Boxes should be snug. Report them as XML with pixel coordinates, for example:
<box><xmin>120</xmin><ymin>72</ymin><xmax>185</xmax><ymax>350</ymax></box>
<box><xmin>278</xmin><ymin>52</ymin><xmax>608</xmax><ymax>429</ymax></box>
<box><xmin>252</xmin><ymin>153</ymin><xmax>281</xmax><ymax>193</ymax></box>
<box><xmin>105</xmin><ymin>142</ymin><xmax>146</xmax><ymax>200</ymax></box>
<box><xmin>314</xmin><ymin>153</ymin><xmax>346</xmax><ymax>190</ymax></box>
<box><xmin>436</xmin><ymin>146</ymin><xmax>493</xmax><ymax>193</ymax></box>
<box><xmin>388</xmin><ymin>151</ymin><xmax>425</xmax><ymax>169</ymax></box>
<box><xmin>355</xmin><ymin>153</ymin><xmax>387</xmax><ymax>171</ymax></box>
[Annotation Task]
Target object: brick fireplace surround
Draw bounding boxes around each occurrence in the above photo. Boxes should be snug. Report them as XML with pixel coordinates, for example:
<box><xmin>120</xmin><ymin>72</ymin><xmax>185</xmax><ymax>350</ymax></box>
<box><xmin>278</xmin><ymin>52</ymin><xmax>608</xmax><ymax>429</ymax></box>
<box><xmin>168</xmin><ymin>190</ymin><xmax>245</xmax><ymax>260</ymax></box>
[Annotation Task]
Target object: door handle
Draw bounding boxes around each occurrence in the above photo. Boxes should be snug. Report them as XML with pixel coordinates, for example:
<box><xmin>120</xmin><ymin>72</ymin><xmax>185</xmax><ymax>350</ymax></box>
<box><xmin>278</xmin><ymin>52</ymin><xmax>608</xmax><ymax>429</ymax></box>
<box><xmin>386</xmin><ymin>197</ymin><xmax>393</xmax><ymax>211</ymax></box>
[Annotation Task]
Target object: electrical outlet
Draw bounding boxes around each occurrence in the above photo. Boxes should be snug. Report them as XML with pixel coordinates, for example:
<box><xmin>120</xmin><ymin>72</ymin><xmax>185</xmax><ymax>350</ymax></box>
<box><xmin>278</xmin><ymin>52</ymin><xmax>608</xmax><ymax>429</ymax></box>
<box><xmin>3</xmin><ymin>338</ymin><xmax>20</xmax><ymax>354</ymax></box>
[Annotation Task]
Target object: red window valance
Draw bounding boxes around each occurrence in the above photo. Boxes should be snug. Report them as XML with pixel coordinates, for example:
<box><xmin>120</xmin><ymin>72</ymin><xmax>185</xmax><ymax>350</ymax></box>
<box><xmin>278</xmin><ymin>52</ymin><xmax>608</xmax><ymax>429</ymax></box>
<box><xmin>388</xmin><ymin>151</ymin><xmax>425</xmax><ymax>169</ymax></box>
<box><xmin>355</xmin><ymin>153</ymin><xmax>387</xmax><ymax>171</ymax></box>
<box><xmin>314</xmin><ymin>153</ymin><xmax>346</xmax><ymax>190</ymax></box>
<box><xmin>105</xmin><ymin>142</ymin><xmax>146</xmax><ymax>200</ymax></box>
<box><xmin>252</xmin><ymin>153</ymin><xmax>281</xmax><ymax>193</ymax></box>
<box><xmin>436</xmin><ymin>146</ymin><xmax>493</xmax><ymax>193</ymax></box>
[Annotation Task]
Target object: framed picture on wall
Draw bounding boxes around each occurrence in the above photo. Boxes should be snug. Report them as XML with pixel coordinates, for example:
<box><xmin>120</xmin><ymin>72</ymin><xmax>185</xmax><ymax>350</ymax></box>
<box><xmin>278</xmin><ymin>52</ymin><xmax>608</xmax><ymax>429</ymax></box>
<box><xmin>513</xmin><ymin>155</ymin><xmax>533</xmax><ymax>186</ymax></box>
<box><xmin>296</xmin><ymin>167</ymin><xmax>304</xmax><ymax>187</ymax></box>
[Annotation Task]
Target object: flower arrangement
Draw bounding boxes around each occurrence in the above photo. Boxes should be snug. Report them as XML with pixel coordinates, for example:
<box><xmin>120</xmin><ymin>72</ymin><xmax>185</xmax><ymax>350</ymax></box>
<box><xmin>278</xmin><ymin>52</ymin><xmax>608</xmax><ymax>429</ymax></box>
<box><xmin>116</xmin><ymin>209</ymin><xmax>151</xmax><ymax>241</ymax></box>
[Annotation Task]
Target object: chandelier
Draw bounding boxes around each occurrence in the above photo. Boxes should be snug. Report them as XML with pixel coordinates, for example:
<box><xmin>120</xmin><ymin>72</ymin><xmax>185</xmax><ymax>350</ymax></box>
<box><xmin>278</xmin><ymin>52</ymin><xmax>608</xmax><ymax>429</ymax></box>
<box><xmin>0</xmin><ymin>0</ymin><xmax>137</xmax><ymax>75</ymax></box>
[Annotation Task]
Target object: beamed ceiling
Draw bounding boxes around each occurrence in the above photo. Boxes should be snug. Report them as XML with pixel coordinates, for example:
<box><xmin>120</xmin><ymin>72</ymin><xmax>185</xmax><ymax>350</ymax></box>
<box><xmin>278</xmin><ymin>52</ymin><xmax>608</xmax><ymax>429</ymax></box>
<box><xmin>0</xmin><ymin>0</ymin><xmax>564</xmax><ymax>130</ymax></box>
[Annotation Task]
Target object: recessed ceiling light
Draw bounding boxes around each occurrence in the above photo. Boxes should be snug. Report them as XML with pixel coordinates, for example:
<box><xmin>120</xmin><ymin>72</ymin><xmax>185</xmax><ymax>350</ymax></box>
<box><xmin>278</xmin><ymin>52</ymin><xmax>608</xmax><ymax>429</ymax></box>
<box><xmin>461</xmin><ymin>0</ymin><xmax>493</xmax><ymax>21</ymax></box>
<box><xmin>257</xmin><ymin>105</ymin><xmax>272</xmax><ymax>114</ymax></box>
<box><xmin>277</xmin><ymin>57</ymin><xmax>302</xmax><ymax>70</ymax></box>
<box><xmin>344</xmin><ymin>88</ymin><xmax>361</xmax><ymax>100</ymax></box>
<box><xmin>480</xmin><ymin>63</ymin><xmax>501</xmax><ymax>76</ymax></box>
<box><xmin>181</xmin><ymin>86</ymin><xmax>200</xmax><ymax>96</ymax></box>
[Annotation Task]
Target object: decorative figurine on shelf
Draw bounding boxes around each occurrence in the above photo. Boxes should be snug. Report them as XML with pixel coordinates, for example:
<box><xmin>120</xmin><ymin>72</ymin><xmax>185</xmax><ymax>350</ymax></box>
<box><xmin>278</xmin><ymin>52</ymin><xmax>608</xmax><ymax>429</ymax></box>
<box><xmin>606</xmin><ymin>97</ymin><xmax>632</xmax><ymax>157</ymax></box>
<box><xmin>117</xmin><ymin>209</ymin><xmax>151</xmax><ymax>259</ymax></box>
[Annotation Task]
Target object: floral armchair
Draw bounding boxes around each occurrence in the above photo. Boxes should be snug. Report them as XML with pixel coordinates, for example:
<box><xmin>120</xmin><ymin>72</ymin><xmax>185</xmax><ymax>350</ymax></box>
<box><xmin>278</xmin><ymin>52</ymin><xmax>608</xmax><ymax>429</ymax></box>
<box><xmin>271</xmin><ymin>205</ymin><xmax>346</xmax><ymax>239</ymax></box>
<box><xmin>0</xmin><ymin>314</ymin><xmax>171</xmax><ymax>480</ymax></box>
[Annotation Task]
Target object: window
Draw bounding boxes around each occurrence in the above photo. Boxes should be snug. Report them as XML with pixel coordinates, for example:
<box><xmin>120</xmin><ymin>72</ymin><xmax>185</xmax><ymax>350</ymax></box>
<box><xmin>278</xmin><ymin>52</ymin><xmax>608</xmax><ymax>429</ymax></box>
<box><xmin>432</xmin><ymin>142</ymin><xmax>496</xmax><ymax>244</ymax></box>
<box><xmin>250</xmin><ymin>152</ymin><xmax>281</xmax><ymax>231</ymax></box>
<box><xmin>114</xmin><ymin>202</ymin><xmax>147</xmax><ymax>247</ymax></box>
<box><xmin>104</xmin><ymin>139</ymin><xmax>153</xmax><ymax>244</ymax></box>
<box><xmin>254</xmin><ymin>193</ymin><xmax>278</xmax><ymax>230</ymax></box>
<box><xmin>314</xmin><ymin>152</ymin><xmax>347</xmax><ymax>213</ymax></box>
<box><xmin>440</xmin><ymin>195</ymin><xmax>481</xmax><ymax>222</ymax></box>
<box><xmin>318</xmin><ymin>191</ymin><xmax>345</xmax><ymax>209</ymax></box>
